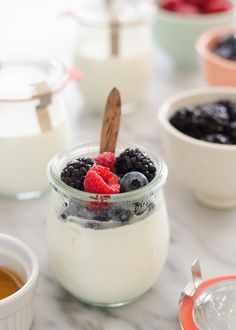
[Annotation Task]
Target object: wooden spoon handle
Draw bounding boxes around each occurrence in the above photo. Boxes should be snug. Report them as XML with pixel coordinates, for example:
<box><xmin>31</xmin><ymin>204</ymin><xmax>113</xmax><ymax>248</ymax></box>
<box><xmin>100</xmin><ymin>87</ymin><xmax>121</xmax><ymax>154</ymax></box>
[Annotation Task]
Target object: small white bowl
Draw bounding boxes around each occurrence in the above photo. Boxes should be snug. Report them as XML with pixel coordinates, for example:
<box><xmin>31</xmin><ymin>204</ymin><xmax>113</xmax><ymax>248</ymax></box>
<box><xmin>0</xmin><ymin>234</ymin><xmax>39</xmax><ymax>330</ymax></box>
<box><xmin>158</xmin><ymin>87</ymin><xmax>236</xmax><ymax>209</ymax></box>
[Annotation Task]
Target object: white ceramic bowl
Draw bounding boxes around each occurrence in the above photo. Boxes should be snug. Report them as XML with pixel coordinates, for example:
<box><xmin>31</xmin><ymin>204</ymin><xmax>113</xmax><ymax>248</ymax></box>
<box><xmin>158</xmin><ymin>87</ymin><xmax>236</xmax><ymax>209</ymax></box>
<box><xmin>0</xmin><ymin>234</ymin><xmax>39</xmax><ymax>330</ymax></box>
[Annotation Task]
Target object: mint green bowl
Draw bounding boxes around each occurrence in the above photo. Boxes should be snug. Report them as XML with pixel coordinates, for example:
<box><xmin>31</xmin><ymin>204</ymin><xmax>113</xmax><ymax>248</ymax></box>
<box><xmin>153</xmin><ymin>4</ymin><xmax>234</xmax><ymax>69</ymax></box>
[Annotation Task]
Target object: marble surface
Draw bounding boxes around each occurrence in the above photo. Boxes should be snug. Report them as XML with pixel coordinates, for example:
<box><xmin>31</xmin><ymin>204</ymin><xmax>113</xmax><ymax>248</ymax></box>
<box><xmin>1</xmin><ymin>1</ymin><xmax>236</xmax><ymax>329</ymax></box>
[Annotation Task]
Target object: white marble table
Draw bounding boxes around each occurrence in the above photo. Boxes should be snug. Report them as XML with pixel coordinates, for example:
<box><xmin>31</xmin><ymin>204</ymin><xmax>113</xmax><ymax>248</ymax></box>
<box><xmin>1</xmin><ymin>1</ymin><xmax>236</xmax><ymax>329</ymax></box>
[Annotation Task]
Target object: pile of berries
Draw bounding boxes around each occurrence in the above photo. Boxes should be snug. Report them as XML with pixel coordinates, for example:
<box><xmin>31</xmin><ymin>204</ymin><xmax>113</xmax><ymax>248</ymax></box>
<box><xmin>160</xmin><ymin>0</ymin><xmax>232</xmax><ymax>15</ymax></box>
<box><xmin>213</xmin><ymin>34</ymin><xmax>236</xmax><ymax>62</ymax></box>
<box><xmin>61</xmin><ymin>148</ymin><xmax>157</xmax><ymax>195</ymax></box>
<box><xmin>170</xmin><ymin>99</ymin><xmax>236</xmax><ymax>144</ymax></box>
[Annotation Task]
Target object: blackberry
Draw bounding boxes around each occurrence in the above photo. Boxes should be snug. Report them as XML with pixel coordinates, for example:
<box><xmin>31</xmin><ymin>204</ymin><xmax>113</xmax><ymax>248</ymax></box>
<box><xmin>170</xmin><ymin>99</ymin><xmax>236</xmax><ymax>145</ymax></box>
<box><xmin>115</xmin><ymin>148</ymin><xmax>156</xmax><ymax>182</ymax></box>
<box><xmin>61</xmin><ymin>157</ymin><xmax>95</xmax><ymax>191</ymax></box>
<box><xmin>213</xmin><ymin>34</ymin><xmax>236</xmax><ymax>62</ymax></box>
<box><xmin>214</xmin><ymin>46</ymin><xmax>233</xmax><ymax>60</ymax></box>
<box><xmin>170</xmin><ymin>106</ymin><xmax>201</xmax><ymax>138</ymax></box>
<box><xmin>217</xmin><ymin>99</ymin><xmax>236</xmax><ymax>121</ymax></box>
<box><xmin>197</xmin><ymin>104</ymin><xmax>229</xmax><ymax>134</ymax></box>
<box><xmin>226</xmin><ymin>121</ymin><xmax>236</xmax><ymax>143</ymax></box>
<box><xmin>218</xmin><ymin>34</ymin><xmax>236</xmax><ymax>47</ymax></box>
<box><xmin>202</xmin><ymin>134</ymin><xmax>231</xmax><ymax>144</ymax></box>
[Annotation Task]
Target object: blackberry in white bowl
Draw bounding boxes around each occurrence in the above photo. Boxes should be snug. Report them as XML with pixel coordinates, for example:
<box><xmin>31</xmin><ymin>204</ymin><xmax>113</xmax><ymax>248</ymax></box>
<box><xmin>158</xmin><ymin>86</ymin><xmax>236</xmax><ymax>209</ymax></box>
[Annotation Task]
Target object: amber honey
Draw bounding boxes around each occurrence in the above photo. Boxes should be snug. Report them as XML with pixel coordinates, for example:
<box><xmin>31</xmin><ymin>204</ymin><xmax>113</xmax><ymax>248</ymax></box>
<box><xmin>0</xmin><ymin>267</ymin><xmax>24</xmax><ymax>300</ymax></box>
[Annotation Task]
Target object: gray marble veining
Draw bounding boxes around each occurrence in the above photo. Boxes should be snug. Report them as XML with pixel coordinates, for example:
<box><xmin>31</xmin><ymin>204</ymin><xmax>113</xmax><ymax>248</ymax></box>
<box><xmin>1</xmin><ymin>1</ymin><xmax>236</xmax><ymax>329</ymax></box>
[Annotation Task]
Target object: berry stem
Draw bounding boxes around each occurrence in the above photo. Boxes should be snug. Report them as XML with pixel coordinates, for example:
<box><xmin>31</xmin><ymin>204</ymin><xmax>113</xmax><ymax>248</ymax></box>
<box><xmin>100</xmin><ymin>87</ymin><xmax>121</xmax><ymax>154</ymax></box>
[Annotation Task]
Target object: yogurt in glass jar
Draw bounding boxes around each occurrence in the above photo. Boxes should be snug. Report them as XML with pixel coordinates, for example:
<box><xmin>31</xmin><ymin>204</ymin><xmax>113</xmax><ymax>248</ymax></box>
<box><xmin>46</xmin><ymin>142</ymin><xmax>169</xmax><ymax>306</ymax></box>
<box><xmin>72</xmin><ymin>0</ymin><xmax>155</xmax><ymax>113</ymax></box>
<box><xmin>0</xmin><ymin>60</ymin><xmax>71</xmax><ymax>199</ymax></box>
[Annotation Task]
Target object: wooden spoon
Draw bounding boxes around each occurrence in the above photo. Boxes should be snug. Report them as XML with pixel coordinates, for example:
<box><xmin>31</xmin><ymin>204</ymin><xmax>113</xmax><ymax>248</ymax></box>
<box><xmin>100</xmin><ymin>87</ymin><xmax>121</xmax><ymax>154</ymax></box>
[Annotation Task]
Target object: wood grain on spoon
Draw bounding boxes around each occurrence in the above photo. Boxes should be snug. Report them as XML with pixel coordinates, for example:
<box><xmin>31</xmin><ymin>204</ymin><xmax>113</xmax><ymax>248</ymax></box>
<box><xmin>100</xmin><ymin>87</ymin><xmax>121</xmax><ymax>154</ymax></box>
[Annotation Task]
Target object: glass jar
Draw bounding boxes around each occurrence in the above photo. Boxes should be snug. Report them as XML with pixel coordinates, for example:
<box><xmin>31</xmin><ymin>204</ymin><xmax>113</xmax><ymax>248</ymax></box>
<box><xmin>0</xmin><ymin>59</ymin><xmax>70</xmax><ymax>200</ymax></box>
<box><xmin>46</xmin><ymin>142</ymin><xmax>169</xmax><ymax>307</ymax></box>
<box><xmin>71</xmin><ymin>0</ymin><xmax>156</xmax><ymax>114</ymax></box>
<box><xmin>180</xmin><ymin>259</ymin><xmax>236</xmax><ymax>330</ymax></box>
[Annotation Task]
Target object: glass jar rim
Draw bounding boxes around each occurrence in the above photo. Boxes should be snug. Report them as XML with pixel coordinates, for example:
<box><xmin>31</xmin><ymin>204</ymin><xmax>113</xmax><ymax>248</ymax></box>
<box><xmin>68</xmin><ymin>0</ymin><xmax>156</xmax><ymax>28</ymax></box>
<box><xmin>0</xmin><ymin>59</ymin><xmax>69</xmax><ymax>102</ymax></box>
<box><xmin>48</xmin><ymin>141</ymin><xmax>168</xmax><ymax>202</ymax></box>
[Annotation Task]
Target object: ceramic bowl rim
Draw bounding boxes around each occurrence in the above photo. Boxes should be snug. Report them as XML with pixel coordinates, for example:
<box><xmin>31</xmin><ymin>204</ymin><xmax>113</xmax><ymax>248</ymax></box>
<box><xmin>158</xmin><ymin>86</ymin><xmax>236</xmax><ymax>151</ymax></box>
<box><xmin>0</xmin><ymin>233</ymin><xmax>39</xmax><ymax>308</ymax></box>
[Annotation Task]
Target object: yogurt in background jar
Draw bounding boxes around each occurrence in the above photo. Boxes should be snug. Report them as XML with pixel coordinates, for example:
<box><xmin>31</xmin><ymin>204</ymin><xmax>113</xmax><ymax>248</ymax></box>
<box><xmin>0</xmin><ymin>60</ymin><xmax>71</xmax><ymax>199</ymax></box>
<box><xmin>72</xmin><ymin>0</ymin><xmax>156</xmax><ymax>113</ymax></box>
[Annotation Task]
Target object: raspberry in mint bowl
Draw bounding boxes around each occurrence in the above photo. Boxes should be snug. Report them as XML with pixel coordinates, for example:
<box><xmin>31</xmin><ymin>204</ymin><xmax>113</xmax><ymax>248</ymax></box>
<box><xmin>46</xmin><ymin>142</ymin><xmax>169</xmax><ymax>307</ymax></box>
<box><xmin>153</xmin><ymin>0</ymin><xmax>234</xmax><ymax>68</ymax></box>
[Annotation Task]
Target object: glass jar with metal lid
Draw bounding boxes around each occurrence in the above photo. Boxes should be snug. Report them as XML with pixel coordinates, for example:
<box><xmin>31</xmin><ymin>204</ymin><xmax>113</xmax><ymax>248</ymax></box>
<box><xmin>68</xmin><ymin>0</ymin><xmax>156</xmax><ymax>114</ymax></box>
<box><xmin>180</xmin><ymin>259</ymin><xmax>236</xmax><ymax>330</ymax></box>
<box><xmin>0</xmin><ymin>59</ymin><xmax>72</xmax><ymax>200</ymax></box>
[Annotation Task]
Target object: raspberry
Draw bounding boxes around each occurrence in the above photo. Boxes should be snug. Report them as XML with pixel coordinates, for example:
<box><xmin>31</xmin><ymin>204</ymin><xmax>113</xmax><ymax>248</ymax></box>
<box><xmin>175</xmin><ymin>3</ymin><xmax>200</xmax><ymax>14</ymax></box>
<box><xmin>187</xmin><ymin>0</ymin><xmax>203</xmax><ymax>6</ymax></box>
<box><xmin>84</xmin><ymin>165</ymin><xmax>120</xmax><ymax>194</ymax></box>
<box><xmin>160</xmin><ymin>0</ymin><xmax>180</xmax><ymax>11</ymax></box>
<box><xmin>93</xmin><ymin>152</ymin><xmax>116</xmax><ymax>172</ymax></box>
<box><xmin>203</xmin><ymin>0</ymin><xmax>232</xmax><ymax>13</ymax></box>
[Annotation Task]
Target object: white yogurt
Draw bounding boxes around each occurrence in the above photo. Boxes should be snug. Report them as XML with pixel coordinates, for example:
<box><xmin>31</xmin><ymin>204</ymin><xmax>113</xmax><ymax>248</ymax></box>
<box><xmin>46</xmin><ymin>197</ymin><xmax>169</xmax><ymax>305</ymax></box>
<box><xmin>0</xmin><ymin>101</ymin><xmax>69</xmax><ymax>198</ymax></box>
<box><xmin>75</xmin><ymin>38</ymin><xmax>153</xmax><ymax>113</ymax></box>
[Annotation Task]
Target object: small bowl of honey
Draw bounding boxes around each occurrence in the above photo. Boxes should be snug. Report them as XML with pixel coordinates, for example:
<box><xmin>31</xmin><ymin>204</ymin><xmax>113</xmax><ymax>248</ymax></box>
<box><xmin>0</xmin><ymin>234</ymin><xmax>39</xmax><ymax>330</ymax></box>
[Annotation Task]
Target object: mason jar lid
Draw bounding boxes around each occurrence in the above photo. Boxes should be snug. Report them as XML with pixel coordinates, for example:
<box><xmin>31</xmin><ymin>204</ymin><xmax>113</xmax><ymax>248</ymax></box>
<box><xmin>0</xmin><ymin>59</ymin><xmax>69</xmax><ymax>102</ymax></box>
<box><xmin>69</xmin><ymin>0</ymin><xmax>156</xmax><ymax>27</ymax></box>
<box><xmin>179</xmin><ymin>259</ymin><xmax>236</xmax><ymax>330</ymax></box>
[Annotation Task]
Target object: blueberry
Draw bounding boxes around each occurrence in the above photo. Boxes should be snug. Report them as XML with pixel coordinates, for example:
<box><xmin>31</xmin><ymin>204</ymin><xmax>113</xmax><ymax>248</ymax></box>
<box><xmin>62</xmin><ymin>201</ymin><xmax>94</xmax><ymax>220</ymax></box>
<box><xmin>92</xmin><ymin>208</ymin><xmax>111</xmax><ymax>222</ymax></box>
<box><xmin>111</xmin><ymin>207</ymin><xmax>133</xmax><ymax>223</ymax></box>
<box><xmin>85</xmin><ymin>222</ymin><xmax>101</xmax><ymax>230</ymax></box>
<box><xmin>148</xmin><ymin>201</ymin><xmax>155</xmax><ymax>212</ymax></box>
<box><xmin>60</xmin><ymin>213</ymin><xmax>67</xmax><ymax>221</ymax></box>
<box><xmin>133</xmin><ymin>201</ymin><xmax>149</xmax><ymax>216</ymax></box>
<box><xmin>120</xmin><ymin>172</ymin><xmax>148</xmax><ymax>193</ymax></box>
